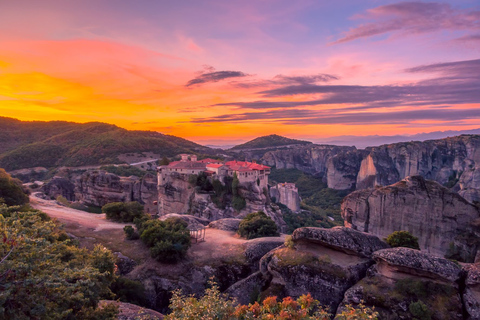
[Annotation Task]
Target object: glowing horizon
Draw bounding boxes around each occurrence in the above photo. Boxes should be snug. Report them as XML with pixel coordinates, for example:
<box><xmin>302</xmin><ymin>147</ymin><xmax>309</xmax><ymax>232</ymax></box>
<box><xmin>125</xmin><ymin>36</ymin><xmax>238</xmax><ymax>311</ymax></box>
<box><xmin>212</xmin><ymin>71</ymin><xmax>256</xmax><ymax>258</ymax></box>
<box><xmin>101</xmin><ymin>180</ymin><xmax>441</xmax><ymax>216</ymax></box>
<box><xmin>1</xmin><ymin>1</ymin><xmax>479</xmax><ymax>144</ymax></box>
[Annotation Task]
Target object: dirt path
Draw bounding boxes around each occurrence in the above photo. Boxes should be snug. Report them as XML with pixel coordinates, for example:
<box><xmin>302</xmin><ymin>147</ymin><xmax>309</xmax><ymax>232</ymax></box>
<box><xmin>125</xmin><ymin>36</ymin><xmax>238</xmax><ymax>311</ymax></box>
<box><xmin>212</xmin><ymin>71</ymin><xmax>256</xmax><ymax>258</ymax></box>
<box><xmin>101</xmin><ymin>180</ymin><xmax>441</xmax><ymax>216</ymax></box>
<box><xmin>29</xmin><ymin>195</ymin><xmax>126</xmax><ymax>231</ymax></box>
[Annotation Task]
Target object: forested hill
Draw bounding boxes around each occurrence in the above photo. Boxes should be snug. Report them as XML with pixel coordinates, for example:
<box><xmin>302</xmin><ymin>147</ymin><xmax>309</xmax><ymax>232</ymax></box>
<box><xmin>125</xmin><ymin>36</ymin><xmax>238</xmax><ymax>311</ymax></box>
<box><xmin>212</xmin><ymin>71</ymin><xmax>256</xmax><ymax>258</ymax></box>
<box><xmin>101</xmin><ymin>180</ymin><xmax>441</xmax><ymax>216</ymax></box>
<box><xmin>230</xmin><ymin>134</ymin><xmax>312</xmax><ymax>150</ymax></box>
<box><xmin>0</xmin><ymin>117</ymin><xmax>211</xmax><ymax>170</ymax></box>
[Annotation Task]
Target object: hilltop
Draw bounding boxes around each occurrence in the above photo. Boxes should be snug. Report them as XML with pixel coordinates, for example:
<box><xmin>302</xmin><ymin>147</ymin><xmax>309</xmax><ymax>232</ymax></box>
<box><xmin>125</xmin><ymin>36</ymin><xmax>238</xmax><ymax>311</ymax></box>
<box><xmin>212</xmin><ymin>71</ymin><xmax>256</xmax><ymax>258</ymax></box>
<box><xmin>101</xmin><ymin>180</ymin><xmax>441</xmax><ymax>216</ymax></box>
<box><xmin>230</xmin><ymin>134</ymin><xmax>312</xmax><ymax>150</ymax></box>
<box><xmin>0</xmin><ymin>117</ymin><xmax>210</xmax><ymax>170</ymax></box>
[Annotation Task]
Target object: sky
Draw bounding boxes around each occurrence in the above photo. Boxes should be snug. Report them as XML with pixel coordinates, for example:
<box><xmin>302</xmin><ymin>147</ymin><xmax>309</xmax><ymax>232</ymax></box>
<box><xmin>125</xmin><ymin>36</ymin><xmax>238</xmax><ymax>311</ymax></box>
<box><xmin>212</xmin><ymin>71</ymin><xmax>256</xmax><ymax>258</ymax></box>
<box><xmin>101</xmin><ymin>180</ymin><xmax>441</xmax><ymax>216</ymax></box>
<box><xmin>0</xmin><ymin>0</ymin><xmax>479</xmax><ymax>145</ymax></box>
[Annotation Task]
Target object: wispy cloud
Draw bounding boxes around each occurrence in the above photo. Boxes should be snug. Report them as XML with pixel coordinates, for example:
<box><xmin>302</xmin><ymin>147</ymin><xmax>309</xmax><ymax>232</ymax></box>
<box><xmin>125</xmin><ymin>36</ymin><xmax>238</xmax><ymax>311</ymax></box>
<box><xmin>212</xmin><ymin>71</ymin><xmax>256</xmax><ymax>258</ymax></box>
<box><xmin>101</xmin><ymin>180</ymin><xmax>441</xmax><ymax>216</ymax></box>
<box><xmin>186</xmin><ymin>66</ymin><xmax>249</xmax><ymax>87</ymax></box>
<box><xmin>231</xmin><ymin>73</ymin><xmax>339</xmax><ymax>88</ymax></box>
<box><xmin>332</xmin><ymin>2</ymin><xmax>480</xmax><ymax>44</ymax></box>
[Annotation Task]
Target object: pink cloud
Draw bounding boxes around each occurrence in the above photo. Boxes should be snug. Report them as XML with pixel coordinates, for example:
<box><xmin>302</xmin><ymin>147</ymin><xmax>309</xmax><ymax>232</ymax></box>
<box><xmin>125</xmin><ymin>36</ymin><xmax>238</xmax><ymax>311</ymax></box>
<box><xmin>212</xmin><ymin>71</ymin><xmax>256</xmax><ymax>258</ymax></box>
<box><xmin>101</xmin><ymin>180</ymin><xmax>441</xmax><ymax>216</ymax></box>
<box><xmin>333</xmin><ymin>2</ymin><xmax>480</xmax><ymax>44</ymax></box>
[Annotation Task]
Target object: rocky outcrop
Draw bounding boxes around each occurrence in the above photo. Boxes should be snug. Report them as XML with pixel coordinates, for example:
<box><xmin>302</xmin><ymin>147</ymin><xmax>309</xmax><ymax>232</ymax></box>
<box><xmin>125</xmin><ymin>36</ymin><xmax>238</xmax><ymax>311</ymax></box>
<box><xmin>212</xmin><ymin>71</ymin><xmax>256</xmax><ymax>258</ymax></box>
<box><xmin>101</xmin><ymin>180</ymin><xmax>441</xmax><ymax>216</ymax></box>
<box><xmin>243</xmin><ymin>237</ymin><xmax>285</xmax><ymax>267</ymax></box>
<box><xmin>42</xmin><ymin>176</ymin><xmax>76</xmax><ymax>201</ymax></box>
<box><xmin>114</xmin><ymin>252</ymin><xmax>137</xmax><ymax>276</ymax></box>
<box><xmin>159</xmin><ymin>213</ymin><xmax>210</xmax><ymax>230</ymax></box>
<box><xmin>159</xmin><ymin>174</ymin><xmax>287</xmax><ymax>232</ymax></box>
<box><xmin>262</xmin><ymin>135</ymin><xmax>480</xmax><ymax>203</ymax></box>
<box><xmin>342</xmin><ymin>175</ymin><xmax>480</xmax><ymax>261</ymax></box>
<box><xmin>291</xmin><ymin>227</ymin><xmax>389</xmax><ymax>258</ymax></box>
<box><xmin>208</xmin><ymin>218</ymin><xmax>242</xmax><ymax>231</ymax></box>
<box><xmin>463</xmin><ymin>264</ymin><xmax>480</xmax><ymax>319</ymax></box>
<box><xmin>337</xmin><ymin>247</ymin><xmax>464</xmax><ymax>319</ymax></box>
<box><xmin>258</xmin><ymin>227</ymin><xmax>389</xmax><ymax>312</ymax></box>
<box><xmin>100</xmin><ymin>300</ymin><xmax>164</xmax><ymax>320</ymax></box>
<box><xmin>225</xmin><ymin>271</ymin><xmax>269</xmax><ymax>305</ymax></box>
<box><xmin>262</xmin><ymin>145</ymin><xmax>361</xmax><ymax>190</ymax></box>
<box><xmin>269</xmin><ymin>183</ymin><xmax>301</xmax><ymax>212</ymax></box>
<box><xmin>43</xmin><ymin>170</ymin><xmax>159</xmax><ymax>214</ymax></box>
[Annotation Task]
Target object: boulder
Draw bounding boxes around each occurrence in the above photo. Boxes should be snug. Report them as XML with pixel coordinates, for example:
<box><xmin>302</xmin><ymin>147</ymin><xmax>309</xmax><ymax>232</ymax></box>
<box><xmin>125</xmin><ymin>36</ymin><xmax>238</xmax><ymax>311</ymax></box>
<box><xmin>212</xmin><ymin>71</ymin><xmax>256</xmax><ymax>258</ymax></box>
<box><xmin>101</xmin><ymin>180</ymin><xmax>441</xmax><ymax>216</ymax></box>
<box><xmin>42</xmin><ymin>176</ymin><xmax>76</xmax><ymax>201</ymax></box>
<box><xmin>225</xmin><ymin>271</ymin><xmax>270</xmax><ymax>305</ymax></box>
<box><xmin>243</xmin><ymin>237</ymin><xmax>285</xmax><ymax>266</ymax></box>
<box><xmin>463</xmin><ymin>263</ymin><xmax>480</xmax><ymax>319</ymax></box>
<box><xmin>342</xmin><ymin>175</ymin><xmax>480</xmax><ymax>262</ymax></box>
<box><xmin>291</xmin><ymin>226</ymin><xmax>389</xmax><ymax>258</ymax></box>
<box><xmin>100</xmin><ymin>300</ymin><xmax>163</xmax><ymax>320</ymax></box>
<box><xmin>337</xmin><ymin>248</ymin><xmax>464</xmax><ymax>319</ymax></box>
<box><xmin>114</xmin><ymin>252</ymin><xmax>137</xmax><ymax>275</ymax></box>
<box><xmin>208</xmin><ymin>218</ymin><xmax>242</xmax><ymax>231</ymax></box>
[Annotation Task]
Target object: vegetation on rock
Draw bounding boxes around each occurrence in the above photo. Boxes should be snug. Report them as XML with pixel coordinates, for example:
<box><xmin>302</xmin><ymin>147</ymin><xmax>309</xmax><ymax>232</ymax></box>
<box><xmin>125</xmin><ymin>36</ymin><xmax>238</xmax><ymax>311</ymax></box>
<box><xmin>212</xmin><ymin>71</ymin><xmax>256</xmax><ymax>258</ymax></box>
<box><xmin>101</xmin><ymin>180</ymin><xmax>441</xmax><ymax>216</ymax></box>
<box><xmin>238</xmin><ymin>211</ymin><xmax>279</xmax><ymax>239</ymax></box>
<box><xmin>384</xmin><ymin>231</ymin><xmax>420</xmax><ymax>250</ymax></box>
<box><xmin>100</xmin><ymin>165</ymin><xmax>146</xmax><ymax>177</ymax></box>
<box><xmin>102</xmin><ymin>201</ymin><xmax>144</xmax><ymax>222</ymax></box>
<box><xmin>165</xmin><ymin>279</ymin><xmax>378</xmax><ymax>319</ymax></box>
<box><xmin>0</xmin><ymin>168</ymin><xmax>29</xmax><ymax>206</ymax></box>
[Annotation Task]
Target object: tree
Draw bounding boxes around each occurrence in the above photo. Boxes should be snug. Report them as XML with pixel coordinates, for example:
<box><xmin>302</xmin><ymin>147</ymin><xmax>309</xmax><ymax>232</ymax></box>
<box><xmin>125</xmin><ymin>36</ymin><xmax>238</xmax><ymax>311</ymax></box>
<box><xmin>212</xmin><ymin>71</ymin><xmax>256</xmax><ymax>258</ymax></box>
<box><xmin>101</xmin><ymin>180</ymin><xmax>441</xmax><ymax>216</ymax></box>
<box><xmin>0</xmin><ymin>169</ymin><xmax>29</xmax><ymax>206</ymax></box>
<box><xmin>102</xmin><ymin>201</ymin><xmax>144</xmax><ymax>222</ymax></box>
<box><xmin>138</xmin><ymin>217</ymin><xmax>191</xmax><ymax>263</ymax></box>
<box><xmin>232</xmin><ymin>172</ymin><xmax>240</xmax><ymax>196</ymax></box>
<box><xmin>385</xmin><ymin>231</ymin><xmax>420</xmax><ymax>250</ymax></box>
<box><xmin>0</xmin><ymin>205</ymin><xmax>118</xmax><ymax>319</ymax></box>
<box><xmin>159</xmin><ymin>156</ymin><xmax>170</xmax><ymax>166</ymax></box>
<box><xmin>238</xmin><ymin>211</ymin><xmax>279</xmax><ymax>239</ymax></box>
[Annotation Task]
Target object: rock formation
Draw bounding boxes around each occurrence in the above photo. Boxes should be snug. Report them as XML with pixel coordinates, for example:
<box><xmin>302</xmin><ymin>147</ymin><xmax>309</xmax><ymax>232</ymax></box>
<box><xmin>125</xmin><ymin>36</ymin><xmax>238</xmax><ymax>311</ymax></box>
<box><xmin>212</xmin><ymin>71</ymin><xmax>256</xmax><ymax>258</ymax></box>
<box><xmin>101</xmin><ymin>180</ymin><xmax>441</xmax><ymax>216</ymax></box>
<box><xmin>158</xmin><ymin>173</ymin><xmax>287</xmax><ymax>232</ymax></box>
<box><xmin>338</xmin><ymin>247</ymin><xmax>465</xmax><ymax>319</ymax></box>
<box><xmin>341</xmin><ymin>175</ymin><xmax>480</xmax><ymax>261</ymax></box>
<box><xmin>43</xmin><ymin>170</ymin><xmax>159</xmax><ymax>214</ymax></box>
<box><xmin>262</xmin><ymin>135</ymin><xmax>480</xmax><ymax>203</ymax></box>
<box><xmin>269</xmin><ymin>183</ymin><xmax>301</xmax><ymax>212</ymax></box>
<box><xmin>258</xmin><ymin>227</ymin><xmax>389</xmax><ymax>312</ymax></box>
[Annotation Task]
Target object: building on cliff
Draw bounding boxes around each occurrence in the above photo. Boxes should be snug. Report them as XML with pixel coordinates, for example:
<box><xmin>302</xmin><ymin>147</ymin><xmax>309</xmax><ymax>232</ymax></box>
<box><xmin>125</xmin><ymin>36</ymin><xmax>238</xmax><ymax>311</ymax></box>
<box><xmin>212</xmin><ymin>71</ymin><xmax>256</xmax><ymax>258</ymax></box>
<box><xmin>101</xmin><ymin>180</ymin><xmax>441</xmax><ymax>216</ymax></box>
<box><xmin>157</xmin><ymin>155</ymin><xmax>271</xmax><ymax>215</ymax></box>
<box><xmin>269</xmin><ymin>182</ymin><xmax>301</xmax><ymax>212</ymax></box>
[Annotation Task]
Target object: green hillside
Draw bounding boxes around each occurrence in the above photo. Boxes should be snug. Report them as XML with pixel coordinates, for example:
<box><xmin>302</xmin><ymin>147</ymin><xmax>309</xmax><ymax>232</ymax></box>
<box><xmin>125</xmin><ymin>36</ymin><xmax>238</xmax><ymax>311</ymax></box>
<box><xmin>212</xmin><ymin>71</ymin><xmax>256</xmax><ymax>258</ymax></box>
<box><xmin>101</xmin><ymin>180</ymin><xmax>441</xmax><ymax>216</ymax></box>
<box><xmin>230</xmin><ymin>134</ymin><xmax>312</xmax><ymax>150</ymax></box>
<box><xmin>0</xmin><ymin>117</ymin><xmax>210</xmax><ymax>170</ymax></box>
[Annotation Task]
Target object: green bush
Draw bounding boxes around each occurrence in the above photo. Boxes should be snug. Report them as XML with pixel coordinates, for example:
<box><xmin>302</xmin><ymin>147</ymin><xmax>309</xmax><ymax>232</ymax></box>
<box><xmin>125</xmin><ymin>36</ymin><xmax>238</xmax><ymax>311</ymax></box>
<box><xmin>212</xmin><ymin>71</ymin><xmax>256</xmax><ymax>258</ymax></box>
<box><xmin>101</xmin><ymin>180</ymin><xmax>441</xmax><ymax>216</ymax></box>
<box><xmin>110</xmin><ymin>276</ymin><xmax>148</xmax><ymax>307</ymax></box>
<box><xmin>102</xmin><ymin>201</ymin><xmax>144</xmax><ymax>222</ymax></box>
<box><xmin>0</xmin><ymin>168</ymin><xmax>29</xmax><ymax>206</ymax></box>
<box><xmin>139</xmin><ymin>217</ymin><xmax>191</xmax><ymax>263</ymax></box>
<box><xmin>409</xmin><ymin>300</ymin><xmax>432</xmax><ymax>320</ymax></box>
<box><xmin>100</xmin><ymin>165</ymin><xmax>145</xmax><ymax>177</ymax></box>
<box><xmin>238</xmin><ymin>211</ymin><xmax>279</xmax><ymax>239</ymax></box>
<box><xmin>385</xmin><ymin>231</ymin><xmax>420</xmax><ymax>250</ymax></box>
<box><xmin>123</xmin><ymin>225</ymin><xmax>139</xmax><ymax>240</ymax></box>
<box><xmin>232</xmin><ymin>195</ymin><xmax>246</xmax><ymax>212</ymax></box>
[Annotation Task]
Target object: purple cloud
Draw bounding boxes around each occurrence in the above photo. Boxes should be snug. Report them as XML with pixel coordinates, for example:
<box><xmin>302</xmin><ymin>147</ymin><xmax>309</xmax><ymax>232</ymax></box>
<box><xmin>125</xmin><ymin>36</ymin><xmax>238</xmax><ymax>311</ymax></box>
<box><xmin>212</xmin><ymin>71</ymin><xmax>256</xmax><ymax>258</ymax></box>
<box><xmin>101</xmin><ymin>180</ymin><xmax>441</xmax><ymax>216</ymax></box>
<box><xmin>231</xmin><ymin>73</ymin><xmax>339</xmax><ymax>88</ymax></box>
<box><xmin>333</xmin><ymin>2</ymin><xmax>480</xmax><ymax>44</ymax></box>
<box><xmin>186</xmin><ymin>69</ymin><xmax>249</xmax><ymax>87</ymax></box>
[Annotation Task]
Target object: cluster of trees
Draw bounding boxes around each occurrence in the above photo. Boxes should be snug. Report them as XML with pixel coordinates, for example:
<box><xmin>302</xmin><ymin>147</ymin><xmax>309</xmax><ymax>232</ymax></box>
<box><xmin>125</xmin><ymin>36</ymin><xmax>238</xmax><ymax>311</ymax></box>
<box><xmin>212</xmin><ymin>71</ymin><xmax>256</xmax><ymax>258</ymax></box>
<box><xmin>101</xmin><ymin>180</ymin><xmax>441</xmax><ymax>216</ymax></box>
<box><xmin>238</xmin><ymin>211</ymin><xmax>279</xmax><ymax>239</ymax></box>
<box><xmin>102</xmin><ymin>201</ymin><xmax>144</xmax><ymax>222</ymax></box>
<box><xmin>123</xmin><ymin>215</ymin><xmax>192</xmax><ymax>263</ymax></box>
<box><xmin>99</xmin><ymin>165</ymin><xmax>146</xmax><ymax>177</ymax></box>
<box><xmin>0</xmin><ymin>204</ymin><xmax>118</xmax><ymax>319</ymax></box>
<box><xmin>165</xmin><ymin>279</ymin><xmax>378</xmax><ymax>319</ymax></box>
<box><xmin>384</xmin><ymin>231</ymin><xmax>420</xmax><ymax>250</ymax></box>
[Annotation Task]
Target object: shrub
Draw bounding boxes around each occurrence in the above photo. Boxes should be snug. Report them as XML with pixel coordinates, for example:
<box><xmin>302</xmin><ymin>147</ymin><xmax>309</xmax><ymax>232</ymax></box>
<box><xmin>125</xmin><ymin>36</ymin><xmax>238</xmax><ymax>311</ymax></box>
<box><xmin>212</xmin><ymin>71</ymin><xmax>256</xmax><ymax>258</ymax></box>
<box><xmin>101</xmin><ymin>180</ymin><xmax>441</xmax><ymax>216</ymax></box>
<box><xmin>238</xmin><ymin>211</ymin><xmax>279</xmax><ymax>239</ymax></box>
<box><xmin>102</xmin><ymin>201</ymin><xmax>144</xmax><ymax>222</ymax></box>
<box><xmin>409</xmin><ymin>300</ymin><xmax>432</xmax><ymax>320</ymax></box>
<box><xmin>336</xmin><ymin>302</ymin><xmax>379</xmax><ymax>319</ymax></box>
<box><xmin>385</xmin><ymin>231</ymin><xmax>420</xmax><ymax>250</ymax></box>
<box><xmin>0</xmin><ymin>169</ymin><xmax>29</xmax><ymax>206</ymax></box>
<box><xmin>123</xmin><ymin>225</ymin><xmax>139</xmax><ymax>240</ymax></box>
<box><xmin>139</xmin><ymin>217</ymin><xmax>191</xmax><ymax>263</ymax></box>
<box><xmin>232</xmin><ymin>195</ymin><xmax>246</xmax><ymax>212</ymax></box>
<box><xmin>165</xmin><ymin>279</ymin><xmax>331</xmax><ymax>320</ymax></box>
<box><xmin>110</xmin><ymin>276</ymin><xmax>148</xmax><ymax>307</ymax></box>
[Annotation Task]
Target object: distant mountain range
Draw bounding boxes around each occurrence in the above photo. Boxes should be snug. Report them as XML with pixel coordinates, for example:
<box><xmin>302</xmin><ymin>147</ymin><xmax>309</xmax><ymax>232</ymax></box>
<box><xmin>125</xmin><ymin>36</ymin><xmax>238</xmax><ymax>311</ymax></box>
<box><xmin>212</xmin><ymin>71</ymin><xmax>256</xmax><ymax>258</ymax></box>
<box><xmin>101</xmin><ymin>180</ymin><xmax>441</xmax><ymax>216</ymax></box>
<box><xmin>312</xmin><ymin>129</ymin><xmax>480</xmax><ymax>149</ymax></box>
<box><xmin>229</xmin><ymin>134</ymin><xmax>312</xmax><ymax>150</ymax></box>
<box><xmin>0</xmin><ymin>117</ymin><xmax>210</xmax><ymax>171</ymax></box>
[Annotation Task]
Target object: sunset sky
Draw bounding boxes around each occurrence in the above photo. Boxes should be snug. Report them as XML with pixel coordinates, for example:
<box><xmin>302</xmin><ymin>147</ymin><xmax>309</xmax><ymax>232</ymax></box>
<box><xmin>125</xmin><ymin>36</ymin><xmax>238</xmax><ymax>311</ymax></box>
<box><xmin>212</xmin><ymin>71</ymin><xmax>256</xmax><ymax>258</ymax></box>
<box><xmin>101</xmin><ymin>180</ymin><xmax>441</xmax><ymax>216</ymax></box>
<box><xmin>0</xmin><ymin>0</ymin><xmax>479</xmax><ymax>145</ymax></box>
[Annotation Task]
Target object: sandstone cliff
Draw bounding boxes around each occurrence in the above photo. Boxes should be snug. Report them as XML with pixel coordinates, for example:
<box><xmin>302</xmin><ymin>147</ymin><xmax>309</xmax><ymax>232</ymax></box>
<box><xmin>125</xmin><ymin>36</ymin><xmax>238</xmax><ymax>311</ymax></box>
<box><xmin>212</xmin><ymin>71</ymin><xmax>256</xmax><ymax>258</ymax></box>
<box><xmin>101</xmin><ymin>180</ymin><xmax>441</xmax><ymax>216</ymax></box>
<box><xmin>42</xmin><ymin>170</ymin><xmax>158</xmax><ymax>214</ymax></box>
<box><xmin>341</xmin><ymin>175</ymin><xmax>480</xmax><ymax>262</ymax></box>
<box><xmin>262</xmin><ymin>135</ymin><xmax>480</xmax><ymax>203</ymax></box>
<box><xmin>158</xmin><ymin>174</ymin><xmax>287</xmax><ymax>232</ymax></box>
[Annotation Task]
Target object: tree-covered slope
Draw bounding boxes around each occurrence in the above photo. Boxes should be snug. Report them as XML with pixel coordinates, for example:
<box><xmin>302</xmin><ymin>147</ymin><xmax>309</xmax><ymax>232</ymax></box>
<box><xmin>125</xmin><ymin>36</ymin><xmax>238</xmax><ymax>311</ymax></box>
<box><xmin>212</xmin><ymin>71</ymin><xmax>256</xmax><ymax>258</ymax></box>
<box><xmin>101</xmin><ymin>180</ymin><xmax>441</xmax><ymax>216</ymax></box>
<box><xmin>0</xmin><ymin>117</ymin><xmax>210</xmax><ymax>170</ymax></box>
<box><xmin>230</xmin><ymin>134</ymin><xmax>312</xmax><ymax>150</ymax></box>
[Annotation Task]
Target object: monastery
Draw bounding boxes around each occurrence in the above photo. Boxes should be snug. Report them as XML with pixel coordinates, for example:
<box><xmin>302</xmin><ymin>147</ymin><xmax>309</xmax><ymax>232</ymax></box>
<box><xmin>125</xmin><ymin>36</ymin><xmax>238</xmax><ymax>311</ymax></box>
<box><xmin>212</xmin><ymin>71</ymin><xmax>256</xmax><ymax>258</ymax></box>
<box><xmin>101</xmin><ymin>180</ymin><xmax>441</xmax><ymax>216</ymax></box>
<box><xmin>157</xmin><ymin>154</ymin><xmax>271</xmax><ymax>189</ymax></box>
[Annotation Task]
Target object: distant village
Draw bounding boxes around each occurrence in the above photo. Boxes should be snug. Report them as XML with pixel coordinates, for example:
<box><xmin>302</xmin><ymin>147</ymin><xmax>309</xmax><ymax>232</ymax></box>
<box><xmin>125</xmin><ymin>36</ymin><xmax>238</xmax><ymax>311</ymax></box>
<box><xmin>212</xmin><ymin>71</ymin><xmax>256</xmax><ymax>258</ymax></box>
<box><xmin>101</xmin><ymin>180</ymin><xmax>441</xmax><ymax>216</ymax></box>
<box><xmin>157</xmin><ymin>154</ymin><xmax>300</xmax><ymax>213</ymax></box>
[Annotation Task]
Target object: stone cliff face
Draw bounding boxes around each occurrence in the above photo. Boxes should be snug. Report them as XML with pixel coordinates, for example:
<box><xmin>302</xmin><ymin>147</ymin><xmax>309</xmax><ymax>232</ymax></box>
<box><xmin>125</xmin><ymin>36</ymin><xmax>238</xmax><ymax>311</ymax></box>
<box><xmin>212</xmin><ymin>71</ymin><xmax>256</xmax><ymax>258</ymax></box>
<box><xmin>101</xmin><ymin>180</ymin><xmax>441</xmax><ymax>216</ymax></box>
<box><xmin>158</xmin><ymin>174</ymin><xmax>287</xmax><ymax>232</ymax></box>
<box><xmin>262</xmin><ymin>135</ymin><xmax>480</xmax><ymax>203</ymax></box>
<box><xmin>43</xmin><ymin>170</ymin><xmax>158</xmax><ymax>214</ymax></box>
<box><xmin>341</xmin><ymin>175</ymin><xmax>480</xmax><ymax>262</ymax></box>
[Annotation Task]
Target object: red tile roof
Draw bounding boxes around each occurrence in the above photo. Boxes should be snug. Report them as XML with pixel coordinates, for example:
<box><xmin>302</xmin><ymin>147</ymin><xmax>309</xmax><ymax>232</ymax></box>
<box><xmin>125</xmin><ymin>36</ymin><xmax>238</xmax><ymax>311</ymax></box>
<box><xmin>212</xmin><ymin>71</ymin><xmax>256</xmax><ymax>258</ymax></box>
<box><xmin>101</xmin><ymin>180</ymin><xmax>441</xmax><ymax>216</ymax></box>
<box><xmin>206</xmin><ymin>163</ymin><xmax>225</xmax><ymax>168</ymax></box>
<box><xmin>198</xmin><ymin>158</ymin><xmax>222</xmax><ymax>164</ymax></box>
